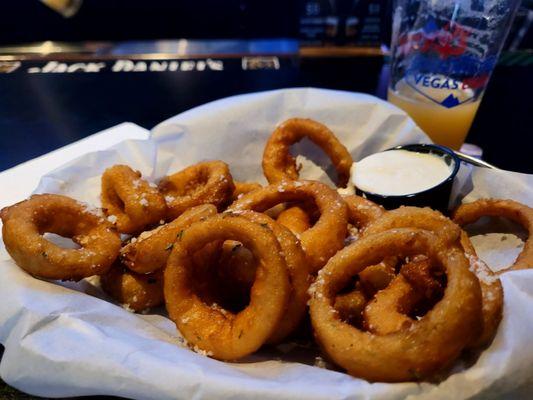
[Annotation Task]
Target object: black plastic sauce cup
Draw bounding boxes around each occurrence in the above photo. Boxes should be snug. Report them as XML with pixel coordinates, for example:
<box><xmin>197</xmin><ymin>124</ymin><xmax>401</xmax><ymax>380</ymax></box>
<box><xmin>355</xmin><ymin>144</ymin><xmax>460</xmax><ymax>213</ymax></box>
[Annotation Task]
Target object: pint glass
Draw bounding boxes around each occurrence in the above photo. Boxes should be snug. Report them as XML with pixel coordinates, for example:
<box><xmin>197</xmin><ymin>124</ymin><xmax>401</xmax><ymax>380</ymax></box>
<box><xmin>388</xmin><ymin>0</ymin><xmax>521</xmax><ymax>149</ymax></box>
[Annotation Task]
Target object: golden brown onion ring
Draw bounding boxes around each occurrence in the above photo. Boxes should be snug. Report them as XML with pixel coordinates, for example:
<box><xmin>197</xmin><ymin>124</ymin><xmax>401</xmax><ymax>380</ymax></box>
<box><xmin>1</xmin><ymin>194</ymin><xmax>121</xmax><ymax>280</ymax></box>
<box><xmin>120</xmin><ymin>204</ymin><xmax>217</xmax><ymax>274</ymax></box>
<box><xmin>262</xmin><ymin>118</ymin><xmax>353</xmax><ymax>187</ymax></box>
<box><xmin>159</xmin><ymin>161</ymin><xmax>235</xmax><ymax>219</ymax></box>
<box><xmin>452</xmin><ymin>198</ymin><xmax>533</xmax><ymax>273</ymax></box>
<box><xmin>365</xmin><ymin>206</ymin><xmax>503</xmax><ymax>349</ymax></box>
<box><xmin>164</xmin><ymin>214</ymin><xmax>290</xmax><ymax>360</ymax></box>
<box><xmin>101</xmin><ymin>263</ymin><xmax>164</xmax><ymax>312</ymax></box>
<box><xmin>101</xmin><ymin>165</ymin><xmax>167</xmax><ymax>234</ymax></box>
<box><xmin>228</xmin><ymin>180</ymin><xmax>348</xmax><ymax>273</ymax></box>
<box><xmin>309</xmin><ymin>228</ymin><xmax>482</xmax><ymax>382</ymax></box>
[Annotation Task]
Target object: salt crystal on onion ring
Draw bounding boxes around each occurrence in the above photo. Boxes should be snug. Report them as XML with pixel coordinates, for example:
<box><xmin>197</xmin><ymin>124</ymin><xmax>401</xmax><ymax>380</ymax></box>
<box><xmin>262</xmin><ymin>118</ymin><xmax>353</xmax><ymax>187</ymax></box>
<box><xmin>309</xmin><ymin>228</ymin><xmax>482</xmax><ymax>382</ymax></box>
<box><xmin>1</xmin><ymin>194</ymin><xmax>121</xmax><ymax>280</ymax></box>
<box><xmin>101</xmin><ymin>165</ymin><xmax>167</xmax><ymax>234</ymax></box>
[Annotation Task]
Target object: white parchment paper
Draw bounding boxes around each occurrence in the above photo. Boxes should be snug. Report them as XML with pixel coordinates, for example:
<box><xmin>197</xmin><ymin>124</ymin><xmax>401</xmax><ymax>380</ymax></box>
<box><xmin>0</xmin><ymin>88</ymin><xmax>532</xmax><ymax>399</ymax></box>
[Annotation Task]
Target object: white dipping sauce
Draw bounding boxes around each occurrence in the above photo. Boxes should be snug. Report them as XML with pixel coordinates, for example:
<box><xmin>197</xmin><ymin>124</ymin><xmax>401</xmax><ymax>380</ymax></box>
<box><xmin>352</xmin><ymin>150</ymin><xmax>452</xmax><ymax>196</ymax></box>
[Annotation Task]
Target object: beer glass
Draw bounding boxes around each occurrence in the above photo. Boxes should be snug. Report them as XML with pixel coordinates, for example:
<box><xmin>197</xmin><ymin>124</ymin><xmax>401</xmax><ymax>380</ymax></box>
<box><xmin>388</xmin><ymin>0</ymin><xmax>521</xmax><ymax>149</ymax></box>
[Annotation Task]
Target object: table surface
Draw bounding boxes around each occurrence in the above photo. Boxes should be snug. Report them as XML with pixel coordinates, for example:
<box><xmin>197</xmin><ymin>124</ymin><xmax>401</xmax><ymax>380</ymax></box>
<box><xmin>0</xmin><ymin>54</ymin><xmax>531</xmax><ymax>174</ymax></box>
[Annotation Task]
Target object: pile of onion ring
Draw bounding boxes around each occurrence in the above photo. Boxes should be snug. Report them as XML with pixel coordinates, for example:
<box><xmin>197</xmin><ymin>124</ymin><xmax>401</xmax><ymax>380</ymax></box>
<box><xmin>1</xmin><ymin>117</ymin><xmax>531</xmax><ymax>383</ymax></box>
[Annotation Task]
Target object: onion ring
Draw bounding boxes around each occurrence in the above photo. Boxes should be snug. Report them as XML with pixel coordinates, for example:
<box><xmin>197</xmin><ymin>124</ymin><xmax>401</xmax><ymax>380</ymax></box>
<box><xmin>164</xmin><ymin>214</ymin><xmax>290</xmax><ymax>360</ymax></box>
<box><xmin>120</xmin><ymin>204</ymin><xmax>217</xmax><ymax>274</ymax></box>
<box><xmin>262</xmin><ymin>118</ymin><xmax>353</xmax><ymax>187</ymax></box>
<box><xmin>452</xmin><ymin>198</ymin><xmax>533</xmax><ymax>273</ymax></box>
<box><xmin>309</xmin><ymin>228</ymin><xmax>482</xmax><ymax>382</ymax></box>
<box><xmin>101</xmin><ymin>263</ymin><xmax>164</xmax><ymax>312</ymax></box>
<box><xmin>159</xmin><ymin>161</ymin><xmax>235</xmax><ymax>219</ymax></box>
<box><xmin>228</xmin><ymin>180</ymin><xmax>348</xmax><ymax>272</ymax></box>
<box><xmin>101</xmin><ymin>165</ymin><xmax>167</xmax><ymax>234</ymax></box>
<box><xmin>364</xmin><ymin>206</ymin><xmax>503</xmax><ymax>348</ymax></box>
<box><xmin>1</xmin><ymin>194</ymin><xmax>121</xmax><ymax>280</ymax></box>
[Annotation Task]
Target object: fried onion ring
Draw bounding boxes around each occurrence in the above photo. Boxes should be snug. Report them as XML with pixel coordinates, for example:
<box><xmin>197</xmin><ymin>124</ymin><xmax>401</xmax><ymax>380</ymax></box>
<box><xmin>101</xmin><ymin>165</ymin><xmax>167</xmax><ymax>234</ymax></box>
<box><xmin>120</xmin><ymin>204</ymin><xmax>217</xmax><ymax>274</ymax></box>
<box><xmin>159</xmin><ymin>161</ymin><xmax>235</xmax><ymax>219</ymax></box>
<box><xmin>262</xmin><ymin>118</ymin><xmax>353</xmax><ymax>187</ymax></box>
<box><xmin>452</xmin><ymin>198</ymin><xmax>533</xmax><ymax>273</ymax></box>
<box><xmin>164</xmin><ymin>214</ymin><xmax>290</xmax><ymax>360</ymax></box>
<box><xmin>1</xmin><ymin>194</ymin><xmax>120</xmax><ymax>280</ymax></box>
<box><xmin>101</xmin><ymin>263</ymin><xmax>164</xmax><ymax>312</ymax></box>
<box><xmin>228</xmin><ymin>180</ymin><xmax>348</xmax><ymax>272</ymax></box>
<box><xmin>309</xmin><ymin>229</ymin><xmax>482</xmax><ymax>382</ymax></box>
<box><xmin>364</xmin><ymin>206</ymin><xmax>503</xmax><ymax>348</ymax></box>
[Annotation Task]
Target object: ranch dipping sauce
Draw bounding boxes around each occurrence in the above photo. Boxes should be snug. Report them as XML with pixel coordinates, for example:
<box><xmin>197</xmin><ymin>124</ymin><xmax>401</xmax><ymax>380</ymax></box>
<box><xmin>352</xmin><ymin>149</ymin><xmax>452</xmax><ymax>196</ymax></box>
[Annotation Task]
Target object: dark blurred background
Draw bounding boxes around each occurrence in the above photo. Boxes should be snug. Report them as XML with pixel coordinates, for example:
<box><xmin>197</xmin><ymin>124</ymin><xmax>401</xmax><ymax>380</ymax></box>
<box><xmin>0</xmin><ymin>0</ymin><xmax>532</xmax><ymax>173</ymax></box>
<box><xmin>1</xmin><ymin>1</ymin><xmax>530</xmax><ymax>47</ymax></box>
<box><xmin>0</xmin><ymin>1</ymin><xmax>300</xmax><ymax>43</ymax></box>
